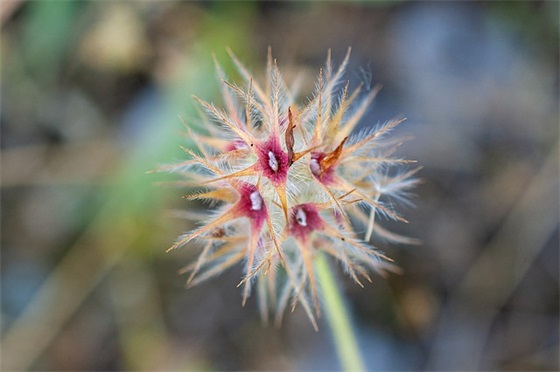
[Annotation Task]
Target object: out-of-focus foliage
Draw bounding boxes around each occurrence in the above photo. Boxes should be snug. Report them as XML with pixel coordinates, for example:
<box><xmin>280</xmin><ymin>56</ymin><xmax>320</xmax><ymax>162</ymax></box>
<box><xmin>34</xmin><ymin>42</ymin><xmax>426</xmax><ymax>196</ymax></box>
<box><xmin>1</xmin><ymin>1</ymin><xmax>558</xmax><ymax>371</ymax></box>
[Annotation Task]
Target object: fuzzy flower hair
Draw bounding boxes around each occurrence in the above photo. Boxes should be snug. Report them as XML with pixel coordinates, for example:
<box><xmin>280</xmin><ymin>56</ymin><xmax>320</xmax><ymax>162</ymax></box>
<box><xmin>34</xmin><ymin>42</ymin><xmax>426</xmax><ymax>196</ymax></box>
<box><xmin>161</xmin><ymin>48</ymin><xmax>419</xmax><ymax>330</ymax></box>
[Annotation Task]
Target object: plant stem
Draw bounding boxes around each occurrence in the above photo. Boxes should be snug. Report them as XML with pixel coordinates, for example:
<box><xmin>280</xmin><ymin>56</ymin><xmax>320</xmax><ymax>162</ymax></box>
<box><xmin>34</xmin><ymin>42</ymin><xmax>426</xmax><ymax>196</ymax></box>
<box><xmin>315</xmin><ymin>252</ymin><xmax>365</xmax><ymax>372</ymax></box>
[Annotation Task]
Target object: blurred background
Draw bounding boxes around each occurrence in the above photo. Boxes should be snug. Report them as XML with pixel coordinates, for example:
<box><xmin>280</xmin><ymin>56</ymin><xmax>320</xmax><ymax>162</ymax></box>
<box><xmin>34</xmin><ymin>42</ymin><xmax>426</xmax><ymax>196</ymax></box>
<box><xmin>1</xmin><ymin>1</ymin><xmax>558</xmax><ymax>370</ymax></box>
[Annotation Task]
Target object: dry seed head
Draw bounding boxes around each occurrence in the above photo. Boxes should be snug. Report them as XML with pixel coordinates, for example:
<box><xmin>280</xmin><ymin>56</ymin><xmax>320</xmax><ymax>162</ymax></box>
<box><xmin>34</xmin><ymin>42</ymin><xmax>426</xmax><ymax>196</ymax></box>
<box><xmin>162</xmin><ymin>48</ymin><xmax>419</xmax><ymax>329</ymax></box>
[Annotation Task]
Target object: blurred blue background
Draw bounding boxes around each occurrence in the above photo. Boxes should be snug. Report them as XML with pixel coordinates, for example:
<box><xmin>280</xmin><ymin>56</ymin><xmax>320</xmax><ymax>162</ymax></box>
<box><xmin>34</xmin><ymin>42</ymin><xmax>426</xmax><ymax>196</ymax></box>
<box><xmin>1</xmin><ymin>1</ymin><xmax>558</xmax><ymax>370</ymax></box>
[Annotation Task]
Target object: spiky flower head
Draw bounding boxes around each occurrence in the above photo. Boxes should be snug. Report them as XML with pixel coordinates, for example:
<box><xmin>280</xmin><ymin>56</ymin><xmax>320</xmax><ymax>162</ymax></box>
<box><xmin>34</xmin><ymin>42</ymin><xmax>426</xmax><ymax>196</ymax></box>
<box><xmin>161</xmin><ymin>48</ymin><xmax>419</xmax><ymax>330</ymax></box>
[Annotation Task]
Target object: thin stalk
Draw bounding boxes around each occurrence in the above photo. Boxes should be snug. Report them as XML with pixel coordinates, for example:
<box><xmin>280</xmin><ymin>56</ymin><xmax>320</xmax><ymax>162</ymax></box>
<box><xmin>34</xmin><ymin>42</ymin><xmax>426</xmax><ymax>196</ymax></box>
<box><xmin>316</xmin><ymin>252</ymin><xmax>365</xmax><ymax>372</ymax></box>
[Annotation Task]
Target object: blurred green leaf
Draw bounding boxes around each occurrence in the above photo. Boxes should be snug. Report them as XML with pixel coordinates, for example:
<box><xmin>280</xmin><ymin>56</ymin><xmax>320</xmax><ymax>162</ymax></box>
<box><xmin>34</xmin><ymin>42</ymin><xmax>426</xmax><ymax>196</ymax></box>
<box><xmin>21</xmin><ymin>1</ymin><xmax>81</xmax><ymax>83</ymax></box>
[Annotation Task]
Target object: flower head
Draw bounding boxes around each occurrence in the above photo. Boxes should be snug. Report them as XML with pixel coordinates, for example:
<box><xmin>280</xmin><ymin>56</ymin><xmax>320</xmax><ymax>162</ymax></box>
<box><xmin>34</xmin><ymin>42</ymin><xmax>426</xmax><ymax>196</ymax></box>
<box><xmin>160</xmin><ymin>48</ymin><xmax>419</xmax><ymax>329</ymax></box>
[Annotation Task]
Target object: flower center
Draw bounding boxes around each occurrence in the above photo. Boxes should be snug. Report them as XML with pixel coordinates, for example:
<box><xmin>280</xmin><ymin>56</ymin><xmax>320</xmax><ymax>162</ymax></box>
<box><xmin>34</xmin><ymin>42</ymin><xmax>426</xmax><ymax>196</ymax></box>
<box><xmin>250</xmin><ymin>190</ymin><xmax>263</xmax><ymax>211</ymax></box>
<box><xmin>268</xmin><ymin>151</ymin><xmax>279</xmax><ymax>172</ymax></box>
<box><xmin>295</xmin><ymin>208</ymin><xmax>307</xmax><ymax>226</ymax></box>
<box><xmin>310</xmin><ymin>157</ymin><xmax>321</xmax><ymax>177</ymax></box>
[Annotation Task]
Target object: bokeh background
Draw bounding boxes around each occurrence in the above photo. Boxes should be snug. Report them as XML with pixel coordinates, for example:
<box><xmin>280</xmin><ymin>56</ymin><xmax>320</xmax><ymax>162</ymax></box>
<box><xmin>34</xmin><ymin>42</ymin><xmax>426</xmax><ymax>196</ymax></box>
<box><xmin>1</xmin><ymin>1</ymin><xmax>558</xmax><ymax>370</ymax></box>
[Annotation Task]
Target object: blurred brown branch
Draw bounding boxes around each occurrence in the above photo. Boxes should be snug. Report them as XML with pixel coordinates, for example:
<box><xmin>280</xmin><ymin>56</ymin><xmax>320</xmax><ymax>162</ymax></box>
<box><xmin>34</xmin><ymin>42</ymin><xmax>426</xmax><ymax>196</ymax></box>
<box><xmin>428</xmin><ymin>142</ymin><xmax>559</xmax><ymax>369</ymax></box>
<box><xmin>1</xmin><ymin>140</ymin><xmax>120</xmax><ymax>187</ymax></box>
<box><xmin>0</xmin><ymin>0</ymin><xmax>23</xmax><ymax>26</ymax></box>
<box><xmin>1</xmin><ymin>201</ymin><xmax>132</xmax><ymax>370</ymax></box>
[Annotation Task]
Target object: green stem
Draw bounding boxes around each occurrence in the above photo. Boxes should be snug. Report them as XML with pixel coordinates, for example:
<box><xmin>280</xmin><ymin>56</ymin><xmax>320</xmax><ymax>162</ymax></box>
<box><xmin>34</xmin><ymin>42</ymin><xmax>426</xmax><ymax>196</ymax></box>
<box><xmin>315</xmin><ymin>252</ymin><xmax>365</xmax><ymax>372</ymax></box>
